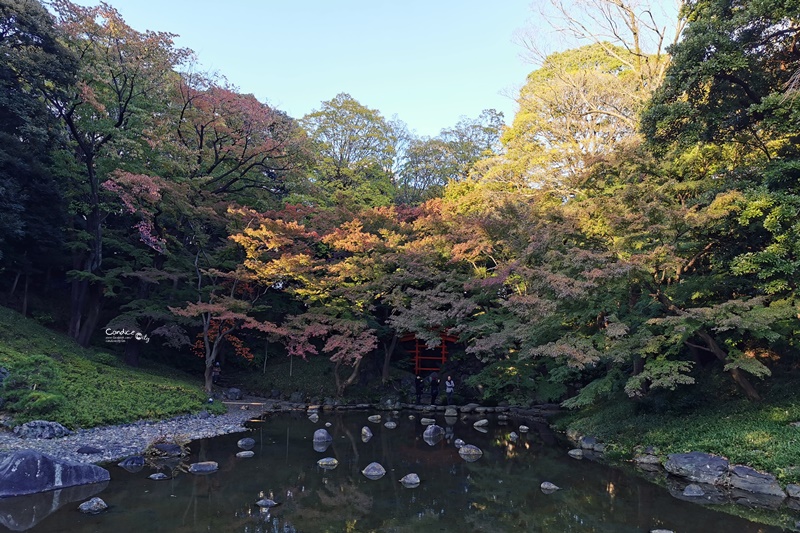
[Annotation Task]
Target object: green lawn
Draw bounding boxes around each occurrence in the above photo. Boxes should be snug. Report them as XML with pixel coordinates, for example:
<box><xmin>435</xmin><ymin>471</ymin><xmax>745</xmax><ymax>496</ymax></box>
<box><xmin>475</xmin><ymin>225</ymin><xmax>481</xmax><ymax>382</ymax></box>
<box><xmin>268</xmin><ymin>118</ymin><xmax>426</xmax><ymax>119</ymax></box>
<box><xmin>554</xmin><ymin>376</ymin><xmax>800</xmax><ymax>484</ymax></box>
<box><xmin>0</xmin><ymin>306</ymin><xmax>222</xmax><ymax>429</ymax></box>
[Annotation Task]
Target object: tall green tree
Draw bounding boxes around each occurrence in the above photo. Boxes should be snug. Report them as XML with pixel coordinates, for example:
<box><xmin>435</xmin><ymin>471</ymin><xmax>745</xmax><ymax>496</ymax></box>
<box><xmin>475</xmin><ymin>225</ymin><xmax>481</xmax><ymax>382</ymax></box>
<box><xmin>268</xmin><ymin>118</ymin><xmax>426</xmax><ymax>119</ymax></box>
<box><xmin>40</xmin><ymin>1</ymin><xmax>190</xmax><ymax>346</ymax></box>
<box><xmin>0</xmin><ymin>0</ymin><xmax>75</xmax><ymax>313</ymax></box>
<box><xmin>642</xmin><ymin>0</ymin><xmax>800</xmax><ymax>157</ymax></box>
<box><xmin>301</xmin><ymin>93</ymin><xmax>398</xmax><ymax>208</ymax></box>
<box><xmin>487</xmin><ymin>43</ymin><xmax>656</xmax><ymax>193</ymax></box>
<box><xmin>394</xmin><ymin>110</ymin><xmax>504</xmax><ymax>205</ymax></box>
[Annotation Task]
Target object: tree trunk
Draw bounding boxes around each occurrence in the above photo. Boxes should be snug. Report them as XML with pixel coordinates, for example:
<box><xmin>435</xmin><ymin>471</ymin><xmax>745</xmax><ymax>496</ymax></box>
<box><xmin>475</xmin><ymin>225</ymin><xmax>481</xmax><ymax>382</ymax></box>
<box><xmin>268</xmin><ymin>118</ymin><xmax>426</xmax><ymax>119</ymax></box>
<box><xmin>69</xmin><ymin>153</ymin><xmax>105</xmax><ymax>346</ymax></box>
<box><xmin>75</xmin><ymin>283</ymin><xmax>102</xmax><ymax>347</ymax></box>
<box><xmin>695</xmin><ymin>330</ymin><xmax>761</xmax><ymax>401</ymax></box>
<box><xmin>21</xmin><ymin>273</ymin><xmax>29</xmax><ymax>317</ymax></box>
<box><xmin>9</xmin><ymin>271</ymin><xmax>20</xmax><ymax>297</ymax></box>
<box><xmin>381</xmin><ymin>333</ymin><xmax>398</xmax><ymax>383</ymax></box>
<box><xmin>123</xmin><ymin>274</ymin><xmax>154</xmax><ymax>367</ymax></box>
<box><xmin>203</xmin><ymin>324</ymin><xmax>216</xmax><ymax>394</ymax></box>
<box><xmin>335</xmin><ymin>358</ymin><xmax>364</xmax><ymax>396</ymax></box>
<box><xmin>124</xmin><ymin>340</ymin><xmax>141</xmax><ymax>367</ymax></box>
<box><xmin>204</xmin><ymin>362</ymin><xmax>214</xmax><ymax>394</ymax></box>
<box><xmin>654</xmin><ymin>289</ymin><xmax>761</xmax><ymax>401</ymax></box>
<box><xmin>68</xmin><ymin>277</ymin><xmax>88</xmax><ymax>339</ymax></box>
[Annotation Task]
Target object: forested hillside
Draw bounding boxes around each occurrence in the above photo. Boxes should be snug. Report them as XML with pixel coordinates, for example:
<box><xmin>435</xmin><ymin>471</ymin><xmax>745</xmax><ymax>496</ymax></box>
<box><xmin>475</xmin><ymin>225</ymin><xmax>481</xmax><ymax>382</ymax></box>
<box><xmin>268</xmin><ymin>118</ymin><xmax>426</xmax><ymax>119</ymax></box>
<box><xmin>0</xmin><ymin>0</ymin><xmax>798</xmax><ymax>414</ymax></box>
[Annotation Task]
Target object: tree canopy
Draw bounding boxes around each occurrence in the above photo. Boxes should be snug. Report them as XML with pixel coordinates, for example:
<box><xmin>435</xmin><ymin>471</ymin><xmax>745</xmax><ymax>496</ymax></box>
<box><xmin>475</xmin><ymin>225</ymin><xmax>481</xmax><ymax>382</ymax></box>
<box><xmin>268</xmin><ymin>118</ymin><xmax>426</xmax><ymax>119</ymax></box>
<box><xmin>1</xmin><ymin>0</ymin><xmax>798</xmax><ymax>403</ymax></box>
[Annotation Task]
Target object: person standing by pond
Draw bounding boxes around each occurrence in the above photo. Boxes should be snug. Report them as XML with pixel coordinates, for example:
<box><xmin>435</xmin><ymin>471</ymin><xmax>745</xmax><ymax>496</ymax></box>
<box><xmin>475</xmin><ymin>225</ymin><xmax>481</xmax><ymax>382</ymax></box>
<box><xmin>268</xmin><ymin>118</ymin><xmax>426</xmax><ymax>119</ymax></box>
<box><xmin>212</xmin><ymin>362</ymin><xmax>221</xmax><ymax>384</ymax></box>
<box><xmin>415</xmin><ymin>374</ymin><xmax>424</xmax><ymax>404</ymax></box>
<box><xmin>445</xmin><ymin>375</ymin><xmax>455</xmax><ymax>405</ymax></box>
<box><xmin>430</xmin><ymin>373</ymin><xmax>440</xmax><ymax>405</ymax></box>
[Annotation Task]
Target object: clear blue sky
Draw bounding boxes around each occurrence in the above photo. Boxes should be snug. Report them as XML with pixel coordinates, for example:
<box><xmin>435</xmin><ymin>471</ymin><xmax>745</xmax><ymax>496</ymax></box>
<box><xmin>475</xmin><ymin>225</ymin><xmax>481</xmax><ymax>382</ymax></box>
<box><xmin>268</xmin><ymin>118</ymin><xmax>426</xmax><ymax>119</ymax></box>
<box><xmin>81</xmin><ymin>0</ymin><xmax>535</xmax><ymax>138</ymax></box>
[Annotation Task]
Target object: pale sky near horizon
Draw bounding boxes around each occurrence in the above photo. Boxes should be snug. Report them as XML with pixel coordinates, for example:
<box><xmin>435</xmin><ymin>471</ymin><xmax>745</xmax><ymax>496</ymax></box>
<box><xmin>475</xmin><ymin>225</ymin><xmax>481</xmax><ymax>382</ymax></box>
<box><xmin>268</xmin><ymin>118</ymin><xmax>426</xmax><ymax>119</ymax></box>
<box><xmin>79</xmin><ymin>0</ymin><xmax>537</xmax><ymax>138</ymax></box>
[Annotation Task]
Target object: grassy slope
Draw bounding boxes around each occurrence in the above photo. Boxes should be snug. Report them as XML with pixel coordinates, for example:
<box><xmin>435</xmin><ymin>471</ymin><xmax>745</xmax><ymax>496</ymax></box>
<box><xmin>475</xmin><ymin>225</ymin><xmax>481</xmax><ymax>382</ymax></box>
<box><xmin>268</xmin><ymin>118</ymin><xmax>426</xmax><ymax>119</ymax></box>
<box><xmin>554</xmin><ymin>375</ymin><xmax>800</xmax><ymax>485</ymax></box>
<box><xmin>0</xmin><ymin>306</ymin><xmax>222</xmax><ymax>429</ymax></box>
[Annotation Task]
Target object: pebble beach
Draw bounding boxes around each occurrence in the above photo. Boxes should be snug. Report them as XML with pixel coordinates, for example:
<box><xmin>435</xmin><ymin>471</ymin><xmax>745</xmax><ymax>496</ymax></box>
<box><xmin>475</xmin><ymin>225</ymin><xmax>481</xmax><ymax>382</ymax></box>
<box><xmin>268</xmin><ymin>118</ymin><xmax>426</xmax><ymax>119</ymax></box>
<box><xmin>0</xmin><ymin>404</ymin><xmax>261</xmax><ymax>465</ymax></box>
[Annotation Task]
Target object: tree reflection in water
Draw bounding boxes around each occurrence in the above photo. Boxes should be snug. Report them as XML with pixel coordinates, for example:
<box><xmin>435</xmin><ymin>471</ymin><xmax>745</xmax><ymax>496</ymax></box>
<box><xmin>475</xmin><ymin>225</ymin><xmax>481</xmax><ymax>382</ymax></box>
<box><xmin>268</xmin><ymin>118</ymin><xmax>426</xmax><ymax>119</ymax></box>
<box><xmin>10</xmin><ymin>411</ymin><xmax>793</xmax><ymax>532</ymax></box>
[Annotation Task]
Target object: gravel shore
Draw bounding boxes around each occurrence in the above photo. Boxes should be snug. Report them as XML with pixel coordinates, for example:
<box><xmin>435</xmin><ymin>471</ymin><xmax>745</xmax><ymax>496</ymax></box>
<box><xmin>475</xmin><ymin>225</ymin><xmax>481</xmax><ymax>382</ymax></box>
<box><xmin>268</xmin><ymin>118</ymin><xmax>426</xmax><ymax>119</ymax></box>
<box><xmin>0</xmin><ymin>404</ymin><xmax>261</xmax><ymax>466</ymax></box>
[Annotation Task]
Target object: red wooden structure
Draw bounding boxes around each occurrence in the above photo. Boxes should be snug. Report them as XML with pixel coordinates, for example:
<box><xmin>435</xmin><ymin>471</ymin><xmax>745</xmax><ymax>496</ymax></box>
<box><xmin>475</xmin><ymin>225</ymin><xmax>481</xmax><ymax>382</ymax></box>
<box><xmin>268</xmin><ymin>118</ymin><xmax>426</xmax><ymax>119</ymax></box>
<box><xmin>400</xmin><ymin>332</ymin><xmax>458</xmax><ymax>374</ymax></box>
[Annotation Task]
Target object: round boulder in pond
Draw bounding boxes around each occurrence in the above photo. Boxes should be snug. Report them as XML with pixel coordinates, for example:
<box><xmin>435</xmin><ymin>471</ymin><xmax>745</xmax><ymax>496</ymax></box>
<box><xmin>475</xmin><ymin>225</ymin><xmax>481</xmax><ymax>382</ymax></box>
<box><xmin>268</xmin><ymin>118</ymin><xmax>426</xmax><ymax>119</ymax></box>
<box><xmin>313</xmin><ymin>428</ymin><xmax>333</xmax><ymax>442</ymax></box>
<box><xmin>317</xmin><ymin>457</ymin><xmax>339</xmax><ymax>470</ymax></box>
<box><xmin>362</xmin><ymin>462</ymin><xmax>386</xmax><ymax>480</ymax></box>
<box><xmin>458</xmin><ymin>444</ymin><xmax>483</xmax><ymax>462</ymax></box>
<box><xmin>423</xmin><ymin>424</ymin><xmax>444</xmax><ymax>446</ymax></box>
<box><xmin>361</xmin><ymin>426</ymin><xmax>373</xmax><ymax>442</ymax></box>
<box><xmin>400</xmin><ymin>473</ymin><xmax>420</xmax><ymax>488</ymax></box>
<box><xmin>189</xmin><ymin>461</ymin><xmax>219</xmax><ymax>474</ymax></box>
<box><xmin>368</xmin><ymin>414</ymin><xmax>381</xmax><ymax>423</ymax></box>
<box><xmin>238</xmin><ymin>437</ymin><xmax>256</xmax><ymax>450</ymax></box>
<box><xmin>117</xmin><ymin>456</ymin><xmax>145</xmax><ymax>473</ymax></box>
<box><xmin>78</xmin><ymin>497</ymin><xmax>107</xmax><ymax>515</ymax></box>
<box><xmin>384</xmin><ymin>421</ymin><xmax>397</xmax><ymax>429</ymax></box>
<box><xmin>541</xmin><ymin>481</ymin><xmax>561</xmax><ymax>493</ymax></box>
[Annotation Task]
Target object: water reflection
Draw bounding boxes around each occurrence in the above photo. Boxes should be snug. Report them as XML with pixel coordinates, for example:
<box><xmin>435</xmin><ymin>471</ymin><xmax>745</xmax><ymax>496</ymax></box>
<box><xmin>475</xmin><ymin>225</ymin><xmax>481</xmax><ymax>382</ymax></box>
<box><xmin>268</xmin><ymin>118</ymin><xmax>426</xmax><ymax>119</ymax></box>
<box><xmin>4</xmin><ymin>411</ymin><xmax>794</xmax><ymax>532</ymax></box>
<box><xmin>0</xmin><ymin>482</ymin><xmax>108</xmax><ymax>531</ymax></box>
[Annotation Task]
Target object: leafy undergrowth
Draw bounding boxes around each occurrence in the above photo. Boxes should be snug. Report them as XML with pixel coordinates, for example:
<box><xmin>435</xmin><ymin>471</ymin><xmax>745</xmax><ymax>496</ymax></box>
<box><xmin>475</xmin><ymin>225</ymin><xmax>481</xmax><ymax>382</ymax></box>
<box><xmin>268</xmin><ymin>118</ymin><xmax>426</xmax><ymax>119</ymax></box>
<box><xmin>553</xmin><ymin>375</ymin><xmax>800</xmax><ymax>485</ymax></box>
<box><xmin>0</xmin><ymin>306</ymin><xmax>223</xmax><ymax>429</ymax></box>
<box><xmin>231</xmin><ymin>355</ymin><xmax>338</xmax><ymax>400</ymax></box>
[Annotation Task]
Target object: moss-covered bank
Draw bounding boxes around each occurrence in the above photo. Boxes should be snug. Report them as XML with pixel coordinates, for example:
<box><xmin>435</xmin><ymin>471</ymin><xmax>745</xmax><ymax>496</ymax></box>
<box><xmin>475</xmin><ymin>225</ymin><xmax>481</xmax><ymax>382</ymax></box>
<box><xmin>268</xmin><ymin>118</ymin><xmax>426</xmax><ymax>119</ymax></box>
<box><xmin>553</xmin><ymin>376</ymin><xmax>800</xmax><ymax>486</ymax></box>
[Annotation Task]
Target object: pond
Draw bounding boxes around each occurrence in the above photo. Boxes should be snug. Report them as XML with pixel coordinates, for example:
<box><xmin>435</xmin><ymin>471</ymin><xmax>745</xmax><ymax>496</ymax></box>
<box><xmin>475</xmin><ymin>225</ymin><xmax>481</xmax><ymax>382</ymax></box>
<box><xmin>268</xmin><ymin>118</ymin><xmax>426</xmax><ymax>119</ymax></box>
<box><xmin>1</xmin><ymin>410</ymin><xmax>794</xmax><ymax>532</ymax></box>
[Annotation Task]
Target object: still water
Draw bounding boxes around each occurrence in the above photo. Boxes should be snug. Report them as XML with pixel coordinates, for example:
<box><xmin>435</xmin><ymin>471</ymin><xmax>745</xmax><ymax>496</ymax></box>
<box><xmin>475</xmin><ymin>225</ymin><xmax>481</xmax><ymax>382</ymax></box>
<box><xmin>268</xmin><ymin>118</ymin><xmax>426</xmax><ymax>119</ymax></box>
<box><xmin>1</xmin><ymin>410</ymin><xmax>794</xmax><ymax>532</ymax></box>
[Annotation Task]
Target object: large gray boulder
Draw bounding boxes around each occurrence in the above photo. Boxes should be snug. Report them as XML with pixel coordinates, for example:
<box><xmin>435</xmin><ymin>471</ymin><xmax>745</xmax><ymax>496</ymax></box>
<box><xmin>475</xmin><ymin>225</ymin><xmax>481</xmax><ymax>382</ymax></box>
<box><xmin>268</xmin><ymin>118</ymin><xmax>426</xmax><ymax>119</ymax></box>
<box><xmin>362</xmin><ymin>462</ymin><xmax>386</xmax><ymax>480</ymax></box>
<box><xmin>313</xmin><ymin>428</ymin><xmax>333</xmax><ymax>452</ymax></box>
<box><xmin>664</xmin><ymin>452</ymin><xmax>729</xmax><ymax>484</ymax></box>
<box><xmin>12</xmin><ymin>420</ymin><xmax>71</xmax><ymax>439</ymax></box>
<box><xmin>0</xmin><ymin>450</ymin><xmax>110</xmax><ymax>498</ymax></box>
<box><xmin>225</xmin><ymin>388</ymin><xmax>243</xmax><ymax>401</ymax></box>
<box><xmin>423</xmin><ymin>424</ymin><xmax>444</xmax><ymax>446</ymax></box>
<box><xmin>728</xmin><ymin>465</ymin><xmax>786</xmax><ymax>497</ymax></box>
<box><xmin>313</xmin><ymin>428</ymin><xmax>333</xmax><ymax>442</ymax></box>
